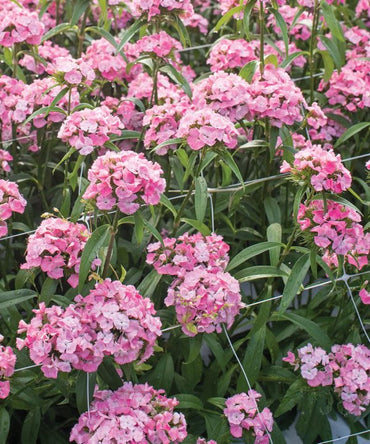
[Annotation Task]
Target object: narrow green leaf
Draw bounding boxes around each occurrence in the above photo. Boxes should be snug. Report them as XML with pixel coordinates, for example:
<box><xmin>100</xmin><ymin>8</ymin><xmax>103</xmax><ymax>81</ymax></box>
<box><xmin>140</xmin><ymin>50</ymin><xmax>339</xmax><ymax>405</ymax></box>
<box><xmin>0</xmin><ymin>289</ymin><xmax>37</xmax><ymax>310</ymax></box>
<box><xmin>334</xmin><ymin>122</ymin><xmax>370</xmax><ymax>148</ymax></box>
<box><xmin>160</xmin><ymin>195</ymin><xmax>177</xmax><ymax>217</ymax></box>
<box><xmin>269</xmin><ymin>8</ymin><xmax>289</xmax><ymax>56</ymax></box>
<box><xmin>275</xmin><ymin>379</ymin><xmax>306</xmax><ymax>416</ymax></box>
<box><xmin>264</xmin><ymin>197</ymin><xmax>281</xmax><ymax>224</ymax></box>
<box><xmin>279</xmin><ymin>253</ymin><xmax>310</xmax><ymax>313</ymax></box>
<box><xmin>319</xmin><ymin>35</ymin><xmax>345</xmax><ymax>69</ymax></box>
<box><xmin>195</xmin><ymin>177</ymin><xmax>208</xmax><ymax>223</ymax></box>
<box><xmin>181</xmin><ymin>218</ymin><xmax>211</xmax><ymax>235</ymax></box>
<box><xmin>143</xmin><ymin>219</ymin><xmax>163</xmax><ymax>245</ymax></box>
<box><xmin>160</xmin><ymin>64</ymin><xmax>192</xmax><ymax>99</ymax></box>
<box><xmin>267</xmin><ymin>224</ymin><xmax>282</xmax><ymax>266</ymax></box>
<box><xmin>40</xmin><ymin>278</ymin><xmax>58</xmax><ymax>305</ymax></box>
<box><xmin>281</xmin><ymin>51</ymin><xmax>307</xmax><ymax>69</ymax></box>
<box><xmin>172</xmin><ymin>15</ymin><xmax>191</xmax><ymax>47</ymax></box>
<box><xmin>317</xmin><ymin>50</ymin><xmax>334</xmax><ymax>82</ymax></box>
<box><xmin>71</xmin><ymin>0</ymin><xmax>90</xmax><ymax>25</ymax></box>
<box><xmin>98</xmin><ymin>357</ymin><xmax>123</xmax><ymax>391</ymax></box>
<box><xmin>76</xmin><ymin>371</ymin><xmax>96</xmax><ymax>414</ymax></box>
<box><xmin>273</xmin><ymin>312</ymin><xmax>332</xmax><ymax>350</ymax></box>
<box><xmin>21</xmin><ymin>408</ymin><xmax>41</xmax><ymax>444</ymax></box>
<box><xmin>321</xmin><ymin>0</ymin><xmax>345</xmax><ymax>42</ymax></box>
<box><xmin>153</xmin><ymin>138</ymin><xmax>183</xmax><ymax>154</ymax></box>
<box><xmin>137</xmin><ymin>269</ymin><xmax>162</xmax><ymax>298</ymax></box>
<box><xmin>78</xmin><ymin>224</ymin><xmax>110</xmax><ymax>292</ymax></box>
<box><xmin>111</xmin><ymin>130</ymin><xmax>141</xmax><ymax>141</ymax></box>
<box><xmin>227</xmin><ymin>242</ymin><xmax>283</xmax><ymax>272</ymax></box>
<box><xmin>239</xmin><ymin>60</ymin><xmax>259</xmax><ymax>83</ymax></box>
<box><xmin>212</xmin><ymin>5</ymin><xmax>243</xmax><ymax>32</ymax></box>
<box><xmin>218</xmin><ymin>150</ymin><xmax>244</xmax><ymax>188</ymax></box>
<box><xmin>235</xmin><ymin>266</ymin><xmax>288</xmax><ymax>282</ymax></box>
<box><xmin>174</xmin><ymin>394</ymin><xmax>203</xmax><ymax>410</ymax></box>
<box><xmin>0</xmin><ymin>408</ymin><xmax>10</xmax><ymax>444</ymax></box>
<box><xmin>146</xmin><ymin>355</ymin><xmax>174</xmax><ymax>393</ymax></box>
<box><xmin>41</xmin><ymin>23</ymin><xmax>74</xmax><ymax>42</ymax></box>
<box><xmin>243</xmin><ymin>0</ymin><xmax>257</xmax><ymax>40</ymax></box>
<box><xmin>116</xmin><ymin>19</ymin><xmax>144</xmax><ymax>54</ymax></box>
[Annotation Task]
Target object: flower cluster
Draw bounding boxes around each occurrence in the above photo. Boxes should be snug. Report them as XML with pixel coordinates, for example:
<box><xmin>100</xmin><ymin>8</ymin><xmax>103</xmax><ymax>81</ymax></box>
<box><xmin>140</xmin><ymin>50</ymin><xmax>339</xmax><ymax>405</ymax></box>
<box><xmin>0</xmin><ymin>2</ymin><xmax>45</xmax><ymax>47</ymax></box>
<box><xmin>280</xmin><ymin>144</ymin><xmax>352</xmax><ymax>193</ymax></box>
<box><xmin>129</xmin><ymin>31</ymin><xmax>182</xmax><ymax>60</ymax></box>
<box><xmin>147</xmin><ymin>232</ymin><xmax>243</xmax><ymax>336</ymax></box>
<box><xmin>297</xmin><ymin>199</ymin><xmax>370</xmax><ymax>269</ymax></box>
<box><xmin>0</xmin><ymin>149</ymin><xmax>12</xmax><ymax>173</ymax></box>
<box><xmin>17</xmin><ymin>280</ymin><xmax>162</xmax><ymax>378</ymax></box>
<box><xmin>0</xmin><ymin>179</ymin><xmax>27</xmax><ymax>237</ymax></box>
<box><xmin>147</xmin><ymin>232</ymin><xmax>230</xmax><ymax>276</ymax></box>
<box><xmin>21</xmin><ymin>217</ymin><xmax>95</xmax><ymax>288</ymax></box>
<box><xmin>70</xmin><ymin>382</ymin><xmax>187</xmax><ymax>443</ymax></box>
<box><xmin>19</xmin><ymin>41</ymin><xmax>70</xmax><ymax>75</ymax></box>
<box><xmin>0</xmin><ymin>335</ymin><xmax>16</xmax><ymax>399</ymax></box>
<box><xmin>359</xmin><ymin>283</ymin><xmax>370</xmax><ymax>305</ymax></box>
<box><xmin>128</xmin><ymin>0</ymin><xmax>194</xmax><ymax>20</ymax></box>
<box><xmin>82</xmin><ymin>150</ymin><xmax>166</xmax><ymax>214</ymax></box>
<box><xmin>284</xmin><ymin>343</ymin><xmax>370</xmax><ymax>416</ymax></box>
<box><xmin>207</xmin><ymin>38</ymin><xmax>258</xmax><ymax>72</ymax></box>
<box><xmin>47</xmin><ymin>56</ymin><xmax>96</xmax><ymax>87</ymax></box>
<box><xmin>57</xmin><ymin>106</ymin><xmax>123</xmax><ymax>155</ymax></box>
<box><xmin>224</xmin><ymin>390</ymin><xmax>274</xmax><ymax>443</ymax></box>
<box><xmin>177</xmin><ymin>108</ymin><xmax>239</xmax><ymax>150</ymax></box>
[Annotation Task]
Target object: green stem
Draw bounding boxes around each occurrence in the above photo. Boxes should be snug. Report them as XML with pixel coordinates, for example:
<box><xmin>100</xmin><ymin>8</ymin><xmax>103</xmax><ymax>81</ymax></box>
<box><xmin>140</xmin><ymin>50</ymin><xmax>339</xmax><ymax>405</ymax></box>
<box><xmin>77</xmin><ymin>8</ymin><xmax>90</xmax><ymax>58</ymax></box>
<box><xmin>102</xmin><ymin>212</ymin><xmax>119</xmax><ymax>279</ymax></box>
<box><xmin>259</xmin><ymin>1</ymin><xmax>265</xmax><ymax>76</ymax></box>
<box><xmin>309</xmin><ymin>0</ymin><xmax>320</xmax><ymax>104</ymax></box>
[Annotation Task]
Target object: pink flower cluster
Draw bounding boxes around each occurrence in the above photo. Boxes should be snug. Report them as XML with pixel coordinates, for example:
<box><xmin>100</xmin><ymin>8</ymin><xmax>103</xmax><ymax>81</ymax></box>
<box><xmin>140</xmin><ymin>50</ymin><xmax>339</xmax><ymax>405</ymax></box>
<box><xmin>359</xmin><ymin>283</ymin><xmax>370</xmax><ymax>305</ymax></box>
<box><xmin>0</xmin><ymin>335</ymin><xmax>16</xmax><ymax>399</ymax></box>
<box><xmin>0</xmin><ymin>149</ymin><xmax>12</xmax><ymax>173</ymax></box>
<box><xmin>47</xmin><ymin>56</ymin><xmax>96</xmax><ymax>87</ymax></box>
<box><xmin>147</xmin><ymin>232</ymin><xmax>243</xmax><ymax>336</ymax></box>
<box><xmin>280</xmin><ymin>144</ymin><xmax>352</xmax><ymax>193</ymax></box>
<box><xmin>0</xmin><ymin>179</ymin><xmax>27</xmax><ymax>237</ymax></box>
<box><xmin>70</xmin><ymin>382</ymin><xmax>187</xmax><ymax>443</ymax></box>
<box><xmin>224</xmin><ymin>390</ymin><xmax>274</xmax><ymax>443</ymax></box>
<box><xmin>297</xmin><ymin>199</ymin><xmax>370</xmax><ymax>270</ymax></box>
<box><xmin>57</xmin><ymin>106</ymin><xmax>123</xmax><ymax>155</ymax></box>
<box><xmin>284</xmin><ymin>343</ymin><xmax>370</xmax><ymax>416</ymax></box>
<box><xmin>177</xmin><ymin>108</ymin><xmax>238</xmax><ymax>150</ymax></box>
<box><xmin>147</xmin><ymin>232</ymin><xmax>230</xmax><ymax>276</ymax></box>
<box><xmin>17</xmin><ymin>280</ymin><xmax>162</xmax><ymax>378</ymax></box>
<box><xmin>82</xmin><ymin>150</ymin><xmax>166</xmax><ymax>214</ymax></box>
<box><xmin>21</xmin><ymin>217</ymin><xmax>95</xmax><ymax>288</ymax></box>
<box><xmin>0</xmin><ymin>1</ymin><xmax>44</xmax><ymax>47</ymax></box>
<box><xmin>129</xmin><ymin>31</ymin><xmax>182</xmax><ymax>60</ymax></box>
<box><xmin>19</xmin><ymin>41</ymin><xmax>70</xmax><ymax>75</ymax></box>
<box><xmin>207</xmin><ymin>39</ymin><xmax>259</xmax><ymax>72</ymax></box>
<box><xmin>128</xmin><ymin>0</ymin><xmax>194</xmax><ymax>20</ymax></box>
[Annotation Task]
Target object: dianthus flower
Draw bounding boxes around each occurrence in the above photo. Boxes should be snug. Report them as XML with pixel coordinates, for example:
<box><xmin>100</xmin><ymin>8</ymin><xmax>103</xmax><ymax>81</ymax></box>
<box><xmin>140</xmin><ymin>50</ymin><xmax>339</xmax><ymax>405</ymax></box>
<box><xmin>57</xmin><ymin>106</ymin><xmax>123</xmax><ymax>155</ymax></box>
<box><xmin>165</xmin><ymin>266</ymin><xmax>243</xmax><ymax>336</ymax></box>
<box><xmin>0</xmin><ymin>335</ymin><xmax>16</xmax><ymax>399</ymax></box>
<box><xmin>0</xmin><ymin>2</ymin><xmax>44</xmax><ymax>47</ymax></box>
<box><xmin>21</xmin><ymin>217</ymin><xmax>95</xmax><ymax>288</ymax></box>
<box><xmin>0</xmin><ymin>179</ymin><xmax>27</xmax><ymax>237</ymax></box>
<box><xmin>147</xmin><ymin>232</ymin><xmax>230</xmax><ymax>276</ymax></box>
<box><xmin>0</xmin><ymin>150</ymin><xmax>12</xmax><ymax>173</ymax></box>
<box><xmin>356</xmin><ymin>0</ymin><xmax>370</xmax><ymax>20</ymax></box>
<box><xmin>345</xmin><ymin>27</ymin><xmax>370</xmax><ymax>59</ymax></box>
<box><xmin>82</xmin><ymin>150</ymin><xmax>166</xmax><ymax>214</ymax></box>
<box><xmin>297</xmin><ymin>199</ymin><xmax>370</xmax><ymax>270</ymax></box>
<box><xmin>182</xmin><ymin>12</ymin><xmax>208</xmax><ymax>34</ymax></box>
<box><xmin>177</xmin><ymin>108</ymin><xmax>238</xmax><ymax>150</ymax></box>
<box><xmin>128</xmin><ymin>0</ymin><xmax>194</xmax><ymax>21</ymax></box>
<box><xmin>359</xmin><ymin>283</ymin><xmax>370</xmax><ymax>305</ymax></box>
<box><xmin>143</xmin><ymin>97</ymin><xmax>191</xmax><ymax>154</ymax></box>
<box><xmin>224</xmin><ymin>390</ymin><xmax>274</xmax><ymax>442</ymax></box>
<box><xmin>308</xmin><ymin>108</ymin><xmax>349</xmax><ymax>143</ymax></box>
<box><xmin>19</xmin><ymin>41</ymin><xmax>70</xmax><ymax>75</ymax></box>
<box><xmin>285</xmin><ymin>343</ymin><xmax>370</xmax><ymax>416</ymax></box>
<box><xmin>246</xmin><ymin>65</ymin><xmax>306</xmax><ymax>127</ymax></box>
<box><xmin>47</xmin><ymin>56</ymin><xmax>95</xmax><ymax>87</ymax></box>
<box><xmin>128</xmin><ymin>31</ymin><xmax>182</xmax><ymax>60</ymax></box>
<box><xmin>207</xmin><ymin>39</ymin><xmax>259</xmax><ymax>72</ymax></box>
<box><xmin>17</xmin><ymin>280</ymin><xmax>162</xmax><ymax>377</ymax></box>
<box><xmin>82</xmin><ymin>37</ymin><xmax>140</xmax><ymax>82</ymax></box>
<box><xmin>318</xmin><ymin>59</ymin><xmax>370</xmax><ymax>112</ymax></box>
<box><xmin>70</xmin><ymin>382</ymin><xmax>187</xmax><ymax>443</ymax></box>
<box><xmin>193</xmin><ymin>72</ymin><xmax>251</xmax><ymax>123</ymax></box>
<box><xmin>280</xmin><ymin>144</ymin><xmax>352</xmax><ymax>193</ymax></box>
<box><xmin>0</xmin><ymin>75</ymin><xmax>31</xmax><ymax>130</ymax></box>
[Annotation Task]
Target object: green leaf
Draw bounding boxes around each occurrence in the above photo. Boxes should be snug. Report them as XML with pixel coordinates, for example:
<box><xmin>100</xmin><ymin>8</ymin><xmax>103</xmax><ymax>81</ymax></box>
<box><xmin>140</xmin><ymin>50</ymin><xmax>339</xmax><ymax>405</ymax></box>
<box><xmin>321</xmin><ymin>0</ymin><xmax>345</xmax><ymax>42</ymax></box>
<box><xmin>116</xmin><ymin>19</ymin><xmax>144</xmax><ymax>54</ymax></box>
<box><xmin>98</xmin><ymin>357</ymin><xmax>123</xmax><ymax>391</ymax></box>
<box><xmin>134</xmin><ymin>212</ymin><xmax>144</xmax><ymax>244</ymax></box>
<box><xmin>70</xmin><ymin>0</ymin><xmax>90</xmax><ymax>25</ymax></box>
<box><xmin>146</xmin><ymin>355</ymin><xmax>174</xmax><ymax>393</ymax></box>
<box><xmin>85</xmin><ymin>26</ymin><xmax>127</xmax><ymax>61</ymax></box>
<box><xmin>212</xmin><ymin>5</ymin><xmax>244</xmax><ymax>32</ymax></box>
<box><xmin>0</xmin><ymin>408</ymin><xmax>10</xmax><ymax>444</ymax></box>
<box><xmin>160</xmin><ymin>195</ymin><xmax>177</xmax><ymax>217</ymax></box>
<box><xmin>0</xmin><ymin>289</ymin><xmax>37</xmax><ymax>310</ymax></box>
<box><xmin>281</xmin><ymin>51</ymin><xmax>307</xmax><ymax>69</ymax></box>
<box><xmin>239</xmin><ymin>60</ymin><xmax>259</xmax><ymax>83</ymax></box>
<box><xmin>21</xmin><ymin>408</ymin><xmax>41</xmax><ymax>444</ymax></box>
<box><xmin>41</xmin><ymin>23</ymin><xmax>74</xmax><ymax>42</ymax></box>
<box><xmin>40</xmin><ymin>277</ymin><xmax>58</xmax><ymax>305</ymax></box>
<box><xmin>275</xmin><ymin>379</ymin><xmax>306</xmax><ymax>416</ymax></box>
<box><xmin>76</xmin><ymin>371</ymin><xmax>96</xmax><ymax>414</ymax></box>
<box><xmin>181</xmin><ymin>218</ymin><xmax>211</xmax><ymax>235</ymax></box>
<box><xmin>195</xmin><ymin>177</ymin><xmax>208</xmax><ymax>223</ymax></box>
<box><xmin>143</xmin><ymin>219</ymin><xmax>163</xmax><ymax>245</ymax></box>
<box><xmin>218</xmin><ymin>150</ymin><xmax>244</xmax><ymax>188</ymax></box>
<box><xmin>269</xmin><ymin>8</ymin><xmax>289</xmax><ymax>56</ymax></box>
<box><xmin>78</xmin><ymin>224</ymin><xmax>110</xmax><ymax>292</ymax></box>
<box><xmin>267</xmin><ymin>224</ymin><xmax>282</xmax><ymax>266</ymax></box>
<box><xmin>111</xmin><ymin>130</ymin><xmax>141</xmax><ymax>141</ymax></box>
<box><xmin>137</xmin><ymin>269</ymin><xmax>162</xmax><ymax>298</ymax></box>
<box><xmin>174</xmin><ymin>394</ymin><xmax>203</xmax><ymax>410</ymax></box>
<box><xmin>279</xmin><ymin>253</ymin><xmax>310</xmax><ymax>313</ymax></box>
<box><xmin>272</xmin><ymin>312</ymin><xmax>332</xmax><ymax>350</ymax></box>
<box><xmin>317</xmin><ymin>50</ymin><xmax>334</xmax><ymax>82</ymax></box>
<box><xmin>160</xmin><ymin>64</ymin><xmax>192</xmax><ymax>99</ymax></box>
<box><xmin>172</xmin><ymin>15</ymin><xmax>191</xmax><ymax>47</ymax></box>
<box><xmin>334</xmin><ymin>122</ymin><xmax>370</xmax><ymax>148</ymax></box>
<box><xmin>264</xmin><ymin>197</ymin><xmax>281</xmax><ymax>224</ymax></box>
<box><xmin>227</xmin><ymin>242</ymin><xmax>283</xmax><ymax>272</ymax></box>
<box><xmin>237</xmin><ymin>326</ymin><xmax>266</xmax><ymax>390</ymax></box>
<box><xmin>243</xmin><ymin>0</ymin><xmax>257</xmax><ymax>40</ymax></box>
<box><xmin>235</xmin><ymin>266</ymin><xmax>288</xmax><ymax>282</ymax></box>
<box><xmin>153</xmin><ymin>137</ymin><xmax>183</xmax><ymax>154</ymax></box>
<box><xmin>319</xmin><ymin>35</ymin><xmax>345</xmax><ymax>69</ymax></box>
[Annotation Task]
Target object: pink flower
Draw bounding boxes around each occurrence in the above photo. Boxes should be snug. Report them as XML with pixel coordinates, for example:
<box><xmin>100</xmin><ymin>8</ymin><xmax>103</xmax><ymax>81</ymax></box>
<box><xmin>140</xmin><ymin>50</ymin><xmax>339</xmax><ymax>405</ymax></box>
<box><xmin>0</xmin><ymin>335</ymin><xmax>16</xmax><ymax>399</ymax></box>
<box><xmin>83</xmin><ymin>150</ymin><xmax>166</xmax><ymax>214</ymax></box>
<box><xmin>359</xmin><ymin>283</ymin><xmax>370</xmax><ymax>305</ymax></box>
<box><xmin>129</xmin><ymin>0</ymin><xmax>194</xmax><ymax>21</ymax></box>
<box><xmin>0</xmin><ymin>179</ymin><xmax>27</xmax><ymax>238</ymax></box>
<box><xmin>70</xmin><ymin>382</ymin><xmax>187</xmax><ymax>443</ymax></box>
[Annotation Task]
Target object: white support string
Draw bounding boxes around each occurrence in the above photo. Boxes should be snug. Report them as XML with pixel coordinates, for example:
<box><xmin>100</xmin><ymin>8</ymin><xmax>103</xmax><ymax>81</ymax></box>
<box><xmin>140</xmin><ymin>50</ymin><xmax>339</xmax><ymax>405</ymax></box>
<box><xmin>317</xmin><ymin>429</ymin><xmax>370</xmax><ymax>444</ymax></box>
